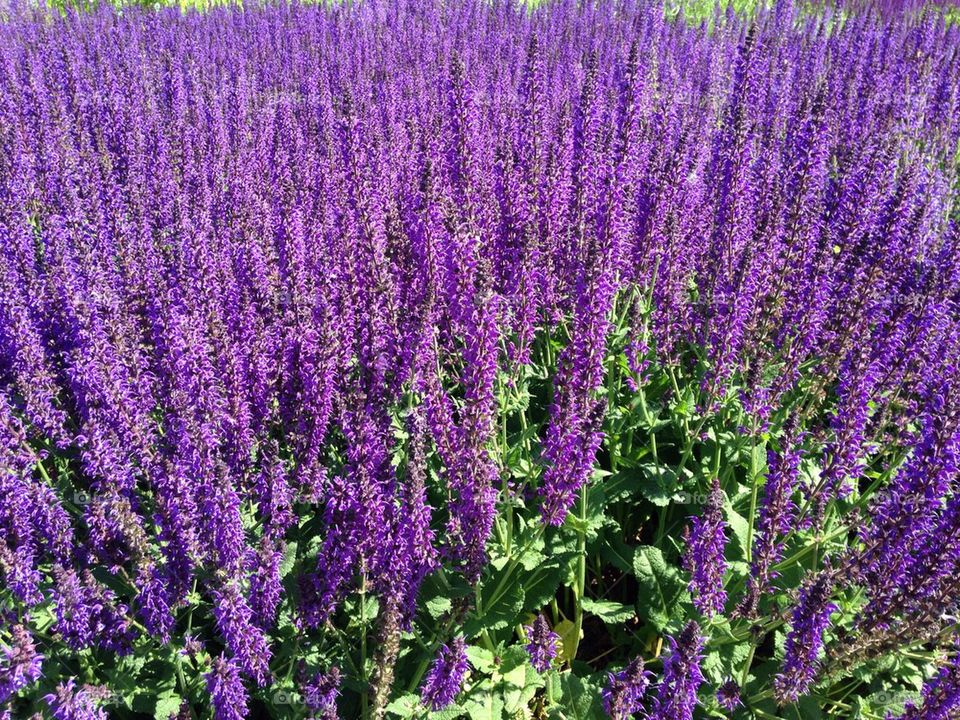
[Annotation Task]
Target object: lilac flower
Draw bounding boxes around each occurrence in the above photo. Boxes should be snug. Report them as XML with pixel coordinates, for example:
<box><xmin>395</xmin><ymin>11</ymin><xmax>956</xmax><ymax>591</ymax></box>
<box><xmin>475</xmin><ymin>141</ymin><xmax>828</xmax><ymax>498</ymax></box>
<box><xmin>51</xmin><ymin>567</ymin><xmax>134</xmax><ymax>653</ymax></box>
<box><xmin>774</xmin><ymin>573</ymin><xmax>837</xmax><ymax>704</ymax></box>
<box><xmin>182</xmin><ymin>635</ymin><xmax>204</xmax><ymax>658</ymax></box>
<box><xmin>420</xmin><ymin>636</ymin><xmax>470</xmax><ymax>711</ymax></box>
<box><xmin>820</xmin><ymin>352</ymin><xmax>879</xmax><ymax>503</ymax></box>
<box><xmin>210</xmin><ymin>579</ymin><xmax>272</xmax><ymax>686</ymax></box>
<box><xmin>525</xmin><ymin>615</ymin><xmax>560</xmax><ymax>673</ymax></box>
<box><xmin>682</xmin><ymin>478</ymin><xmax>728</xmax><ymax>618</ymax></box>
<box><xmin>249</xmin><ymin>536</ymin><xmax>286</xmax><ymax>628</ymax></box>
<box><xmin>602</xmin><ymin>657</ymin><xmax>652</xmax><ymax>720</ymax></box>
<box><xmin>855</xmin><ymin>371</ymin><xmax>960</xmax><ymax>632</ymax></box>
<box><xmin>136</xmin><ymin>564</ymin><xmax>174</xmax><ymax>642</ymax></box>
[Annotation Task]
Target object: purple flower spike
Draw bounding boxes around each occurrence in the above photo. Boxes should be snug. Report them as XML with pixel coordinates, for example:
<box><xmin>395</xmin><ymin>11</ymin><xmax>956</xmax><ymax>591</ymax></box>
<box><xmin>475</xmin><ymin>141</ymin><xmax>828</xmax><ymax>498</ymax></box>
<box><xmin>302</xmin><ymin>666</ymin><xmax>341</xmax><ymax>720</ymax></box>
<box><xmin>206</xmin><ymin>655</ymin><xmax>249</xmax><ymax>720</ymax></box>
<box><xmin>716</xmin><ymin>678</ymin><xmax>742</xmax><ymax>711</ymax></box>
<box><xmin>43</xmin><ymin>679</ymin><xmax>109</xmax><ymax>720</ymax></box>
<box><xmin>525</xmin><ymin>615</ymin><xmax>561</xmax><ymax>673</ymax></box>
<box><xmin>420</xmin><ymin>636</ymin><xmax>470</xmax><ymax>711</ymax></box>
<box><xmin>0</xmin><ymin>624</ymin><xmax>42</xmax><ymax>703</ymax></box>
<box><xmin>774</xmin><ymin>573</ymin><xmax>837</xmax><ymax>704</ymax></box>
<box><xmin>649</xmin><ymin>621</ymin><xmax>706</xmax><ymax>720</ymax></box>
<box><xmin>683</xmin><ymin>478</ymin><xmax>729</xmax><ymax>618</ymax></box>
<box><xmin>603</xmin><ymin>657</ymin><xmax>653</xmax><ymax>720</ymax></box>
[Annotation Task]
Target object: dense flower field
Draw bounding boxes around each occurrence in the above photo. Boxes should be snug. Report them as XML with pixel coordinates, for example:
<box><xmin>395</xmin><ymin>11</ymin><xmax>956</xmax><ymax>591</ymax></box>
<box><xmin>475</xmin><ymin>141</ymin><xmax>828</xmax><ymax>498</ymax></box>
<box><xmin>1</xmin><ymin>0</ymin><xmax>959</xmax><ymax>718</ymax></box>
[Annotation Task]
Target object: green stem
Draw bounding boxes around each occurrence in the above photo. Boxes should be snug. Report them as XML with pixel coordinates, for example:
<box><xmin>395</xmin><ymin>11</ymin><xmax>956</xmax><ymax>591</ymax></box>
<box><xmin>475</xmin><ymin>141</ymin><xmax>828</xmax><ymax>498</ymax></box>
<box><xmin>174</xmin><ymin>657</ymin><xmax>198</xmax><ymax>719</ymax></box>
<box><xmin>482</xmin><ymin>525</ymin><xmax>545</xmax><ymax>614</ymax></box>
<box><xmin>360</xmin><ymin>575</ymin><xmax>369</xmax><ymax>720</ymax></box>
<box><xmin>475</xmin><ymin>584</ymin><xmax>495</xmax><ymax>652</ymax></box>
<box><xmin>744</xmin><ymin>427</ymin><xmax>762</xmax><ymax>564</ymax></box>
<box><xmin>570</xmin><ymin>485</ymin><xmax>589</xmax><ymax>664</ymax></box>
<box><xmin>676</xmin><ymin>417</ymin><xmax>708</xmax><ymax>477</ymax></box>
<box><xmin>773</xmin><ymin>526</ymin><xmax>848</xmax><ymax>571</ymax></box>
<box><xmin>739</xmin><ymin>641</ymin><xmax>757</xmax><ymax>687</ymax></box>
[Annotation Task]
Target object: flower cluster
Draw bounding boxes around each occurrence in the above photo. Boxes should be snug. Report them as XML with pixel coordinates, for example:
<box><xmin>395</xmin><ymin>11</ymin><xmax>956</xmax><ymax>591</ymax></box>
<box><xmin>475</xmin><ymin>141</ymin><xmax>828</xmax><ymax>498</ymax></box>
<box><xmin>649</xmin><ymin>622</ymin><xmax>707</xmax><ymax>720</ymax></box>
<box><xmin>302</xmin><ymin>667</ymin><xmax>341</xmax><ymax>720</ymax></box>
<box><xmin>419</xmin><ymin>637</ymin><xmax>470</xmax><ymax>711</ymax></box>
<box><xmin>774</xmin><ymin>573</ymin><xmax>838</xmax><ymax>704</ymax></box>
<box><xmin>602</xmin><ymin>657</ymin><xmax>652</xmax><ymax>720</ymax></box>
<box><xmin>0</xmin><ymin>0</ymin><xmax>957</xmax><ymax>715</ymax></box>
<box><xmin>0</xmin><ymin>625</ymin><xmax>42</xmax><ymax>704</ymax></box>
<box><xmin>683</xmin><ymin>478</ymin><xmax>728</xmax><ymax>618</ymax></box>
<box><xmin>525</xmin><ymin>615</ymin><xmax>561</xmax><ymax>673</ymax></box>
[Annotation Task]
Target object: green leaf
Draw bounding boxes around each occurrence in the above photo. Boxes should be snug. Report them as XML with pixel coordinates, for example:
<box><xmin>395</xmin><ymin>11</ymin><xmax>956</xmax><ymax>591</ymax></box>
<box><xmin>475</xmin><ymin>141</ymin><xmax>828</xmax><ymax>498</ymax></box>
<box><xmin>106</xmin><ymin>652</ymin><xmax>148</xmax><ymax>703</ymax></box>
<box><xmin>462</xmin><ymin>686</ymin><xmax>504</xmax><ymax>720</ymax></box>
<box><xmin>346</xmin><ymin>594</ymin><xmax>380</xmax><ymax>629</ymax></box>
<box><xmin>723</xmin><ymin>498</ymin><xmax>751</xmax><ymax>562</ymax></box>
<box><xmin>464</xmin><ymin>579</ymin><xmax>525</xmax><ymax>638</ymax></box>
<box><xmin>427</xmin><ymin>595</ymin><xmax>453</xmax><ymax>619</ymax></box>
<box><xmin>386</xmin><ymin>694</ymin><xmax>421</xmax><ymax>718</ymax></box>
<box><xmin>501</xmin><ymin>657</ymin><xmax>543</xmax><ymax>714</ymax></box>
<box><xmin>554</xmin><ymin>619</ymin><xmax>579</xmax><ymax>663</ymax></box>
<box><xmin>581</xmin><ymin>598</ymin><xmax>634</xmax><ymax>624</ymax></box>
<box><xmin>597</xmin><ymin>470</ymin><xmax>638</xmax><ymax>503</ymax></box>
<box><xmin>566</xmin><ymin>493</ymin><xmax>608</xmax><ymax>538</ymax></box>
<box><xmin>791</xmin><ymin>697</ymin><xmax>822</xmax><ymax>720</ymax></box>
<box><xmin>700</xmin><ymin>642</ymin><xmax>751</xmax><ymax>684</ymax></box>
<box><xmin>466</xmin><ymin>646</ymin><xmax>497</xmax><ymax>674</ymax></box>
<box><xmin>279</xmin><ymin>541</ymin><xmax>298</xmax><ymax>577</ymax></box>
<box><xmin>598</xmin><ymin>530</ymin><xmax>634</xmax><ymax>574</ymax></box>
<box><xmin>520</xmin><ymin>555</ymin><xmax>574</xmax><ymax>611</ymax></box>
<box><xmin>750</xmin><ymin>442</ymin><xmax>768</xmax><ymax>480</ymax></box>
<box><xmin>632</xmin><ymin>546</ymin><xmax>687</xmax><ymax>624</ymax></box>
<box><xmin>548</xmin><ymin>672</ymin><xmax>605</xmax><ymax>720</ymax></box>
<box><xmin>635</xmin><ymin>463</ymin><xmax>680</xmax><ymax>507</ymax></box>
<box><xmin>152</xmin><ymin>692</ymin><xmax>184</xmax><ymax>720</ymax></box>
<box><xmin>428</xmin><ymin>705</ymin><xmax>469</xmax><ymax>720</ymax></box>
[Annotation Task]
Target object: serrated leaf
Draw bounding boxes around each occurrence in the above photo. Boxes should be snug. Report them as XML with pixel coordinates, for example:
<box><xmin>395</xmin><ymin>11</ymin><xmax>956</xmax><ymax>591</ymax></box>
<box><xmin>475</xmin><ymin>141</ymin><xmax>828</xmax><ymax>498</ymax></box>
<box><xmin>152</xmin><ymin>692</ymin><xmax>184</xmax><ymax>720</ymax></box>
<box><xmin>549</xmin><ymin>672</ymin><xmax>605</xmax><ymax>720</ymax></box>
<box><xmin>427</xmin><ymin>595</ymin><xmax>453</xmax><ymax>619</ymax></box>
<box><xmin>279</xmin><ymin>541</ymin><xmax>298</xmax><ymax>577</ymax></box>
<box><xmin>632</xmin><ymin>546</ymin><xmax>687</xmax><ymax>620</ymax></box>
<box><xmin>635</xmin><ymin>463</ymin><xmax>679</xmax><ymax>507</ymax></box>
<box><xmin>503</xmin><ymin>662</ymin><xmax>545</xmax><ymax>715</ymax></box>
<box><xmin>466</xmin><ymin>646</ymin><xmax>497</xmax><ymax>673</ymax></box>
<box><xmin>497</xmin><ymin>645</ymin><xmax>532</xmax><ymax>675</ymax></box>
<box><xmin>386</xmin><ymin>694</ymin><xmax>420</xmax><ymax>717</ymax></box>
<box><xmin>723</xmin><ymin>498</ymin><xmax>751</xmax><ymax>562</ymax></box>
<box><xmin>750</xmin><ymin>442</ymin><xmax>768</xmax><ymax>479</ymax></box>
<box><xmin>501</xmin><ymin>662</ymin><xmax>528</xmax><ymax>711</ymax></box>
<box><xmin>581</xmin><ymin>598</ymin><xmax>634</xmax><ymax>624</ymax></box>
<box><xmin>463</xmin><ymin>686</ymin><xmax>505</xmax><ymax>720</ymax></box>
<box><xmin>428</xmin><ymin>705</ymin><xmax>469</xmax><ymax>720</ymax></box>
